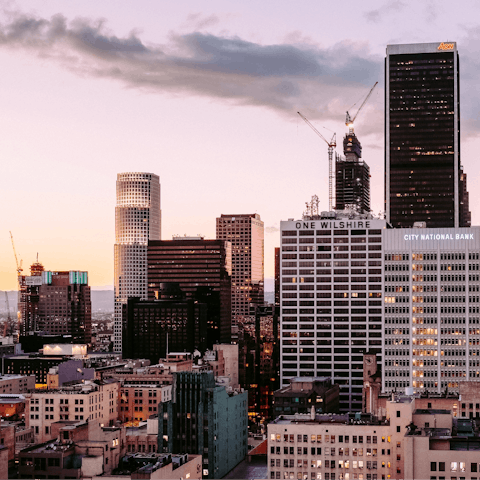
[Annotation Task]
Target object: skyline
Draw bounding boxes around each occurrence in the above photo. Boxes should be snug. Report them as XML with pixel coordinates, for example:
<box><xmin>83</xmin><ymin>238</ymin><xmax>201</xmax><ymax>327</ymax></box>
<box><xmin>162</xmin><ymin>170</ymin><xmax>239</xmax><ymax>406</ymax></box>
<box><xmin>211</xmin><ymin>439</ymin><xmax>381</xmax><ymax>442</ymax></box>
<box><xmin>3</xmin><ymin>1</ymin><xmax>480</xmax><ymax>290</ymax></box>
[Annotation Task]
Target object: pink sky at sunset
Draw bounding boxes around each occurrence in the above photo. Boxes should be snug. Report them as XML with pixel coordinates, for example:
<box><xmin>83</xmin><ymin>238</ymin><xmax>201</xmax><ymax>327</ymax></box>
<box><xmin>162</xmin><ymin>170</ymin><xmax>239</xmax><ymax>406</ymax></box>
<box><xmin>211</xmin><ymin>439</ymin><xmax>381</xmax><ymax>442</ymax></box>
<box><xmin>2</xmin><ymin>0</ymin><xmax>480</xmax><ymax>291</ymax></box>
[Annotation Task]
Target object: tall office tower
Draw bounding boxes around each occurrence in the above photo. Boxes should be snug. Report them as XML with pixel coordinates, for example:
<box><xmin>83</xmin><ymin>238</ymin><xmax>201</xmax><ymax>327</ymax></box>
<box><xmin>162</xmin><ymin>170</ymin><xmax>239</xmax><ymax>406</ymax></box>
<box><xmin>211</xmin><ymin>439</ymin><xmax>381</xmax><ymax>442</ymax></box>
<box><xmin>280</xmin><ymin>213</ymin><xmax>386</xmax><ymax>412</ymax></box>
<box><xmin>19</xmin><ymin>269</ymin><xmax>91</xmax><ymax>343</ymax></box>
<box><xmin>216</xmin><ymin>214</ymin><xmax>264</xmax><ymax>332</ymax></box>
<box><xmin>114</xmin><ymin>172</ymin><xmax>161</xmax><ymax>352</ymax></box>
<box><xmin>122</xmin><ymin>284</ymin><xmax>208</xmax><ymax>363</ymax></box>
<box><xmin>383</xmin><ymin>226</ymin><xmax>480</xmax><ymax>395</ymax></box>
<box><xmin>148</xmin><ymin>237</ymin><xmax>232</xmax><ymax>345</ymax></box>
<box><xmin>335</xmin><ymin>136</ymin><xmax>371</xmax><ymax>213</ymax></box>
<box><xmin>386</xmin><ymin>42</ymin><xmax>471</xmax><ymax>228</ymax></box>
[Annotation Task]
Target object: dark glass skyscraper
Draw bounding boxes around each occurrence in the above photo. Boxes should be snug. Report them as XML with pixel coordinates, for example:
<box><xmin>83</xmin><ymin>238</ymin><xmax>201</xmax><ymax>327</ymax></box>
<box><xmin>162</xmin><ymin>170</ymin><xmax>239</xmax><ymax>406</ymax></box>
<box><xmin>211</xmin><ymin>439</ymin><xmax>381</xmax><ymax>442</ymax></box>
<box><xmin>147</xmin><ymin>237</ymin><xmax>232</xmax><ymax>345</ymax></box>
<box><xmin>385</xmin><ymin>42</ymin><xmax>471</xmax><ymax>228</ymax></box>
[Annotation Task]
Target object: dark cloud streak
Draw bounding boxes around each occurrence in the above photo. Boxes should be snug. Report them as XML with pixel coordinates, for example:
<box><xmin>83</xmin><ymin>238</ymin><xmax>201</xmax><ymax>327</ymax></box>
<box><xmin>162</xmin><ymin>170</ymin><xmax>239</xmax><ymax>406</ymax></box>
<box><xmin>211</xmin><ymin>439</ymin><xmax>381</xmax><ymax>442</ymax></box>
<box><xmin>0</xmin><ymin>11</ymin><xmax>383</xmax><ymax>124</ymax></box>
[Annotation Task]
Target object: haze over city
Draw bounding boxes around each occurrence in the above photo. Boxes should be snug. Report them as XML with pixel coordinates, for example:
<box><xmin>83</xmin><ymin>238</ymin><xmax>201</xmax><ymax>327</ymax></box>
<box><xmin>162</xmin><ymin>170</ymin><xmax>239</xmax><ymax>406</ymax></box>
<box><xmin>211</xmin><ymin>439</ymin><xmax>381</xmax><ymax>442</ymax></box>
<box><xmin>2</xmin><ymin>0</ymin><xmax>480</xmax><ymax>290</ymax></box>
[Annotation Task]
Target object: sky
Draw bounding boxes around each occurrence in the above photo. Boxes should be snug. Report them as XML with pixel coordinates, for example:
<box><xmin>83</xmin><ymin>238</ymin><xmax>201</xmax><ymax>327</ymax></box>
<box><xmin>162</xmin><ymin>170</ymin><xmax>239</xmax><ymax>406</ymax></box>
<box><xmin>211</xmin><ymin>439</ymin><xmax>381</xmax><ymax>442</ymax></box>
<box><xmin>2</xmin><ymin>0</ymin><xmax>480</xmax><ymax>291</ymax></box>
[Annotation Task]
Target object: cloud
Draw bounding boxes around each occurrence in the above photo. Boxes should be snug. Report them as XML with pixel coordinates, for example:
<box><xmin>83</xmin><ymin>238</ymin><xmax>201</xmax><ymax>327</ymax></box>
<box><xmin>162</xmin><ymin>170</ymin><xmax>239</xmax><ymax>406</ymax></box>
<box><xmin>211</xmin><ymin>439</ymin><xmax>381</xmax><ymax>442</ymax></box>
<box><xmin>0</xmin><ymin>11</ymin><xmax>383</xmax><ymax>125</ymax></box>
<box><xmin>265</xmin><ymin>226</ymin><xmax>279</xmax><ymax>234</ymax></box>
<box><xmin>364</xmin><ymin>1</ymin><xmax>406</xmax><ymax>23</ymax></box>
<box><xmin>183</xmin><ymin>13</ymin><xmax>221</xmax><ymax>30</ymax></box>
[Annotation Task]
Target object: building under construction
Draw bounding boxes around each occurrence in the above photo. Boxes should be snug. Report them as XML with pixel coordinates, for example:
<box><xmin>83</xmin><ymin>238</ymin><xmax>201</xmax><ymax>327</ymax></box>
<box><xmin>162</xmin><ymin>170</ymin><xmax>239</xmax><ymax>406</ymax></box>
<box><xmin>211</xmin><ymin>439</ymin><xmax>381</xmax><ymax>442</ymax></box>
<box><xmin>335</xmin><ymin>133</ymin><xmax>371</xmax><ymax>213</ymax></box>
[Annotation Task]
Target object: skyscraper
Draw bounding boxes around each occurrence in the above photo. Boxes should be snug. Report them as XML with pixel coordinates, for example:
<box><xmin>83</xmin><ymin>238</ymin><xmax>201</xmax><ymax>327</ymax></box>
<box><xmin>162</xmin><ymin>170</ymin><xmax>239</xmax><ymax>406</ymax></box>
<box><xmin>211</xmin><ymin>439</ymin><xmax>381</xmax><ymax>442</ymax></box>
<box><xmin>216</xmin><ymin>214</ymin><xmax>264</xmax><ymax>332</ymax></box>
<box><xmin>19</xmin><ymin>268</ymin><xmax>91</xmax><ymax>343</ymax></box>
<box><xmin>147</xmin><ymin>237</ymin><xmax>232</xmax><ymax>345</ymax></box>
<box><xmin>385</xmin><ymin>42</ymin><xmax>471</xmax><ymax>228</ymax></box>
<box><xmin>280</xmin><ymin>213</ymin><xmax>386</xmax><ymax>412</ymax></box>
<box><xmin>335</xmin><ymin>134</ymin><xmax>371</xmax><ymax>213</ymax></box>
<box><xmin>114</xmin><ymin>172</ymin><xmax>161</xmax><ymax>352</ymax></box>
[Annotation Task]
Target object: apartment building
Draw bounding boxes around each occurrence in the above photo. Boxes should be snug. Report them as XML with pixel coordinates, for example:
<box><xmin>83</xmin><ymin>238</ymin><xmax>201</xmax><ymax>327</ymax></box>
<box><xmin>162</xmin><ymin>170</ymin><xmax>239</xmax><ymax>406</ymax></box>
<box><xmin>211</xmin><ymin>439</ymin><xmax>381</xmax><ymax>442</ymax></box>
<box><xmin>26</xmin><ymin>379</ymin><xmax>120</xmax><ymax>443</ymax></box>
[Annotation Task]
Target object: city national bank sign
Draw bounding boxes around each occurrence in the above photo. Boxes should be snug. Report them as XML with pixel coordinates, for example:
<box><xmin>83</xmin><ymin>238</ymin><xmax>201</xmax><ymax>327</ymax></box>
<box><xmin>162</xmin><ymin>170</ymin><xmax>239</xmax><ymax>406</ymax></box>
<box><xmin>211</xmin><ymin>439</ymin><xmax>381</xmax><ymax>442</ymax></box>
<box><xmin>404</xmin><ymin>233</ymin><xmax>474</xmax><ymax>241</ymax></box>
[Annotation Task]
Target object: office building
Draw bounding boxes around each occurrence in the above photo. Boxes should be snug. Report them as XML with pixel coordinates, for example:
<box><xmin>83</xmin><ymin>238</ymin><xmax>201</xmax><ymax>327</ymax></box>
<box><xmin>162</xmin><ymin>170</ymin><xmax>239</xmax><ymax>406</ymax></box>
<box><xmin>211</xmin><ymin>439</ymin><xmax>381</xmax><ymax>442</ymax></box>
<box><xmin>19</xmin><ymin>270</ymin><xmax>91</xmax><ymax>343</ymax></box>
<box><xmin>114</xmin><ymin>172</ymin><xmax>161</xmax><ymax>352</ymax></box>
<box><xmin>385</xmin><ymin>42</ymin><xmax>471</xmax><ymax>228</ymax></box>
<box><xmin>122</xmin><ymin>286</ymin><xmax>208</xmax><ymax>363</ymax></box>
<box><xmin>216</xmin><ymin>214</ymin><xmax>264</xmax><ymax>331</ymax></box>
<box><xmin>280</xmin><ymin>213</ymin><xmax>386</xmax><ymax>412</ymax></box>
<box><xmin>148</xmin><ymin>237</ymin><xmax>232</xmax><ymax>345</ymax></box>
<box><xmin>268</xmin><ymin>393</ymin><xmax>480</xmax><ymax>480</ymax></box>
<box><xmin>335</xmin><ymin>135</ymin><xmax>371</xmax><ymax>213</ymax></box>
<box><xmin>159</xmin><ymin>371</ymin><xmax>248</xmax><ymax>479</ymax></box>
<box><xmin>382</xmin><ymin>226</ymin><xmax>480</xmax><ymax>394</ymax></box>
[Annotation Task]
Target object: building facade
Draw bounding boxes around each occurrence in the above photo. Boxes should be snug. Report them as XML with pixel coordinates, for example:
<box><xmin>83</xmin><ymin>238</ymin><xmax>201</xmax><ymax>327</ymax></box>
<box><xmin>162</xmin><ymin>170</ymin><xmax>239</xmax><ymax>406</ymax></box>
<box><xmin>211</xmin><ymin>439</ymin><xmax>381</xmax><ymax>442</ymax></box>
<box><xmin>335</xmin><ymin>134</ymin><xmax>371</xmax><ymax>214</ymax></box>
<box><xmin>216</xmin><ymin>214</ymin><xmax>264</xmax><ymax>333</ymax></box>
<box><xmin>26</xmin><ymin>379</ymin><xmax>119</xmax><ymax>443</ymax></box>
<box><xmin>148</xmin><ymin>238</ymin><xmax>232</xmax><ymax>345</ymax></box>
<box><xmin>280</xmin><ymin>214</ymin><xmax>386</xmax><ymax>412</ymax></box>
<box><xmin>382</xmin><ymin>226</ymin><xmax>480</xmax><ymax>394</ymax></box>
<box><xmin>19</xmin><ymin>270</ymin><xmax>91</xmax><ymax>343</ymax></box>
<box><xmin>385</xmin><ymin>42</ymin><xmax>470</xmax><ymax>228</ymax></box>
<box><xmin>114</xmin><ymin>172</ymin><xmax>161</xmax><ymax>352</ymax></box>
<box><xmin>159</xmin><ymin>371</ymin><xmax>248</xmax><ymax>479</ymax></box>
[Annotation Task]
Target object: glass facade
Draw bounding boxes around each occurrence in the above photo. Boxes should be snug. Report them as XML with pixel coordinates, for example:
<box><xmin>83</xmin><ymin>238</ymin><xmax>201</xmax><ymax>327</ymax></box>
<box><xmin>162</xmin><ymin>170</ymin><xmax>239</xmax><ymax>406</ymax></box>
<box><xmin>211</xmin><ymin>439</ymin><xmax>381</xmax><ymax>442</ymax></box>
<box><xmin>385</xmin><ymin>43</ymin><xmax>470</xmax><ymax>228</ymax></box>
<box><xmin>147</xmin><ymin>239</ymin><xmax>232</xmax><ymax>345</ymax></box>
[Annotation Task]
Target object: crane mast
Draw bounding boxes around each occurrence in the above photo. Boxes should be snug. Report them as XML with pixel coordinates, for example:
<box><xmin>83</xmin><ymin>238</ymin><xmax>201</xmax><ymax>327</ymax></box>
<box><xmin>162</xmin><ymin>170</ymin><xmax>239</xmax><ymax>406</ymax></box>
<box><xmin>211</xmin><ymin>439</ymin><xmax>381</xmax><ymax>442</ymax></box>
<box><xmin>297</xmin><ymin>112</ymin><xmax>336</xmax><ymax>211</ymax></box>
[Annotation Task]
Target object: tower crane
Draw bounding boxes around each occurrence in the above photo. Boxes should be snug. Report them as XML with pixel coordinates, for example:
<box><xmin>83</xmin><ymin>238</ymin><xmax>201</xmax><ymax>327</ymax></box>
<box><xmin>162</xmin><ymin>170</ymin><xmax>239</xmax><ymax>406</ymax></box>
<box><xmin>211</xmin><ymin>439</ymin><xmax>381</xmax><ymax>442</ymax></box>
<box><xmin>297</xmin><ymin>111</ymin><xmax>336</xmax><ymax>211</ymax></box>
<box><xmin>9</xmin><ymin>231</ymin><xmax>22</xmax><ymax>277</ymax></box>
<box><xmin>345</xmin><ymin>81</ymin><xmax>378</xmax><ymax>135</ymax></box>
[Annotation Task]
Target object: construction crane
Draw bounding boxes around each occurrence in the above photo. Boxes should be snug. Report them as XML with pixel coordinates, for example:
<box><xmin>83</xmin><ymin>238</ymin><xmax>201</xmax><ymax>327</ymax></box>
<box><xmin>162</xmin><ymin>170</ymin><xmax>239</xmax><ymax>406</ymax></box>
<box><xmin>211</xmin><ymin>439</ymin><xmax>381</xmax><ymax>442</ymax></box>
<box><xmin>297</xmin><ymin>112</ymin><xmax>336</xmax><ymax>211</ymax></box>
<box><xmin>9</xmin><ymin>231</ymin><xmax>22</xmax><ymax>277</ymax></box>
<box><xmin>345</xmin><ymin>81</ymin><xmax>378</xmax><ymax>135</ymax></box>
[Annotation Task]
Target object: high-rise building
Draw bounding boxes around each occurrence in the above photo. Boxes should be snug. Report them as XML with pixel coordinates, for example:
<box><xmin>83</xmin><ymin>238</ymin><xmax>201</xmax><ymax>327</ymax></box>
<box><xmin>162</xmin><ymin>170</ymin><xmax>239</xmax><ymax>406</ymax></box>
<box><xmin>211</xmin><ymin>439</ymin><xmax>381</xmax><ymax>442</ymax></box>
<box><xmin>114</xmin><ymin>172</ymin><xmax>161</xmax><ymax>352</ymax></box>
<box><xmin>147</xmin><ymin>237</ymin><xmax>232</xmax><ymax>345</ymax></box>
<box><xmin>335</xmin><ymin>134</ymin><xmax>370</xmax><ymax>213</ymax></box>
<box><xmin>122</xmin><ymin>284</ymin><xmax>208</xmax><ymax>363</ymax></box>
<box><xmin>19</xmin><ymin>269</ymin><xmax>91</xmax><ymax>344</ymax></box>
<box><xmin>216</xmin><ymin>214</ymin><xmax>264</xmax><ymax>332</ymax></box>
<box><xmin>382</xmin><ymin>226</ymin><xmax>480</xmax><ymax>395</ymax></box>
<box><xmin>385</xmin><ymin>42</ymin><xmax>471</xmax><ymax>228</ymax></box>
<box><xmin>280</xmin><ymin>213</ymin><xmax>386</xmax><ymax>412</ymax></box>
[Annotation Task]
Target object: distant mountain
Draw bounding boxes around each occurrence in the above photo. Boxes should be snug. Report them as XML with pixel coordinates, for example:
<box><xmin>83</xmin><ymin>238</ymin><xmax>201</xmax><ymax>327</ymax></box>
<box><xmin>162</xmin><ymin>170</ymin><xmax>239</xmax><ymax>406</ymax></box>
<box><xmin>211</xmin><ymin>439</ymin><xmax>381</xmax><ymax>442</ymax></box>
<box><xmin>0</xmin><ymin>291</ymin><xmax>18</xmax><ymax>313</ymax></box>
<box><xmin>91</xmin><ymin>290</ymin><xmax>114</xmax><ymax>312</ymax></box>
<box><xmin>0</xmin><ymin>290</ymin><xmax>114</xmax><ymax>313</ymax></box>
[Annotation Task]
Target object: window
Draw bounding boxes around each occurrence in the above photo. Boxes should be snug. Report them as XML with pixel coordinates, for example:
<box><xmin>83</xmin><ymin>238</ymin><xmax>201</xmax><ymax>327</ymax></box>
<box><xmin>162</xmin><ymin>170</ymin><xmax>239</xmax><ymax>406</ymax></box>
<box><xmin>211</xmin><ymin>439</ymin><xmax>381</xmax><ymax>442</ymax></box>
<box><xmin>439</xmin><ymin>462</ymin><xmax>445</xmax><ymax>471</ymax></box>
<box><xmin>472</xmin><ymin>463</ymin><xmax>478</xmax><ymax>473</ymax></box>
<box><xmin>396</xmin><ymin>411</ymin><xmax>400</xmax><ymax>418</ymax></box>
<box><xmin>396</xmin><ymin>426</ymin><xmax>400</xmax><ymax>433</ymax></box>
<box><xmin>431</xmin><ymin>462</ymin><xmax>437</xmax><ymax>472</ymax></box>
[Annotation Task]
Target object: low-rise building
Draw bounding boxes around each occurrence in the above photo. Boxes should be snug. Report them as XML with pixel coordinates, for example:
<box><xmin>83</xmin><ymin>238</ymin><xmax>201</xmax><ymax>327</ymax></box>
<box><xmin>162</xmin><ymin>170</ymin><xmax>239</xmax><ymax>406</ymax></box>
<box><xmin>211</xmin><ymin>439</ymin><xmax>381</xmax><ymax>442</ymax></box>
<box><xmin>273</xmin><ymin>377</ymin><xmax>340</xmax><ymax>417</ymax></box>
<box><xmin>268</xmin><ymin>392</ymin><xmax>480</xmax><ymax>480</ymax></box>
<box><xmin>126</xmin><ymin>417</ymin><xmax>159</xmax><ymax>455</ymax></box>
<box><xmin>116</xmin><ymin>452</ymin><xmax>202</xmax><ymax>479</ymax></box>
<box><xmin>26</xmin><ymin>378</ymin><xmax>120</xmax><ymax>443</ymax></box>
<box><xmin>120</xmin><ymin>382</ymin><xmax>171</xmax><ymax>424</ymax></box>
<box><xmin>0</xmin><ymin>374</ymin><xmax>35</xmax><ymax>394</ymax></box>
<box><xmin>0</xmin><ymin>394</ymin><xmax>26</xmax><ymax>420</ymax></box>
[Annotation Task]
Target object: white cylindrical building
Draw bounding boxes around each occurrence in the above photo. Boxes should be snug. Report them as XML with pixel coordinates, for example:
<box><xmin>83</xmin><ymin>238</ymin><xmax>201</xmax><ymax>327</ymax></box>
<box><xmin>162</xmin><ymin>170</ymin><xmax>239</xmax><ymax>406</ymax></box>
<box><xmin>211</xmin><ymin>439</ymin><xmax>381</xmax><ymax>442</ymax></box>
<box><xmin>114</xmin><ymin>172</ymin><xmax>161</xmax><ymax>352</ymax></box>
